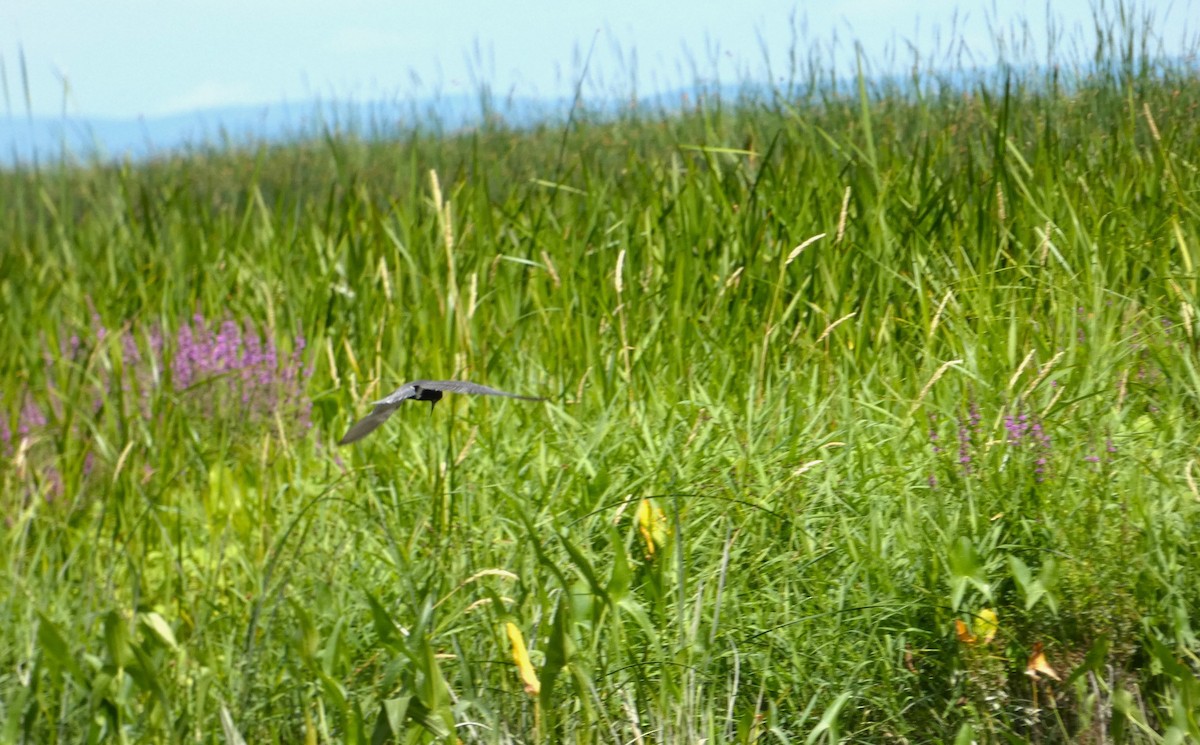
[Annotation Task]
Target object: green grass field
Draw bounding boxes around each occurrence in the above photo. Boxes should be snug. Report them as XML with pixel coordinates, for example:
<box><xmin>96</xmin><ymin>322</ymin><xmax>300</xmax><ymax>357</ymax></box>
<box><xmin>3</xmin><ymin>11</ymin><xmax>1200</xmax><ymax>743</ymax></box>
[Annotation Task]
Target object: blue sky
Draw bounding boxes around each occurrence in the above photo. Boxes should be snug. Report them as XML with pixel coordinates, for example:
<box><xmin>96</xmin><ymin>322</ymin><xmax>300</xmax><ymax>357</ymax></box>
<box><xmin>1</xmin><ymin>1</ymin><xmax>1194</xmax><ymax>120</ymax></box>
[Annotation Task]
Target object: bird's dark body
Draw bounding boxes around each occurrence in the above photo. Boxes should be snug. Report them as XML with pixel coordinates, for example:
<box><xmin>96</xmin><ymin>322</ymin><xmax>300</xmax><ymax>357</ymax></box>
<box><xmin>408</xmin><ymin>385</ymin><xmax>444</xmax><ymax>405</ymax></box>
<box><xmin>339</xmin><ymin>379</ymin><xmax>543</xmax><ymax>445</ymax></box>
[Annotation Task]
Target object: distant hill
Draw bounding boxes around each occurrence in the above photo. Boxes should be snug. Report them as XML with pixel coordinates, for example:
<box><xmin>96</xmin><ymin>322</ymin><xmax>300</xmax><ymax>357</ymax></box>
<box><xmin>0</xmin><ymin>95</ymin><xmax>516</xmax><ymax>166</ymax></box>
<box><xmin>2</xmin><ymin>66</ymin><xmax>1068</xmax><ymax>167</ymax></box>
<box><xmin>0</xmin><ymin>87</ymin><xmax>736</xmax><ymax>167</ymax></box>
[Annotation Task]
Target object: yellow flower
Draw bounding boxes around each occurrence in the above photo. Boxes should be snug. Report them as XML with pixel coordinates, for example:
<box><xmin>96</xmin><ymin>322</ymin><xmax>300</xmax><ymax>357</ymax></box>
<box><xmin>505</xmin><ymin>622</ymin><xmax>540</xmax><ymax>696</ymax></box>
<box><xmin>636</xmin><ymin>499</ymin><xmax>668</xmax><ymax>558</ymax></box>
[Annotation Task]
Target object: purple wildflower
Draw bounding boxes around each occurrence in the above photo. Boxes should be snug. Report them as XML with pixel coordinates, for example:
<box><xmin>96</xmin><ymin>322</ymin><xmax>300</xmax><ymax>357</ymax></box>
<box><xmin>189</xmin><ymin>315</ymin><xmax>311</xmax><ymax>433</ymax></box>
<box><xmin>173</xmin><ymin>324</ymin><xmax>196</xmax><ymax>388</ymax></box>
<box><xmin>148</xmin><ymin>326</ymin><xmax>164</xmax><ymax>357</ymax></box>
<box><xmin>164</xmin><ymin>314</ymin><xmax>312</xmax><ymax>432</ymax></box>
<box><xmin>215</xmin><ymin>320</ymin><xmax>240</xmax><ymax>371</ymax></box>
<box><xmin>121</xmin><ymin>333</ymin><xmax>140</xmax><ymax>366</ymax></box>
<box><xmin>90</xmin><ymin>312</ymin><xmax>108</xmax><ymax>345</ymax></box>
<box><xmin>957</xmin><ymin>421</ymin><xmax>972</xmax><ymax>472</ymax></box>
<box><xmin>5</xmin><ymin>313</ymin><xmax>314</xmax><ymax>505</ymax></box>
<box><xmin>18</xmin><ymin>396</ymin><xmax>47</xmax><ymax>437</ymax></box>
<box><xmin>927</xmin><ymin>413</ymin><xmax>942</xmax><ymax>454</ymax></box>
<box><xmin>1004</xmin><ymin>409</ymin><xmax>1054</xmax><ymax>482</ymax></box>
<box><xmin>1004</xmin><ymin>413</ymin><xmax>1029</xmax><ymax>445</ymax></box>
<box><xmin>1030</xmin><ymin>420</ymin><xmax>1050</xmax><ymax>449</ymax></box>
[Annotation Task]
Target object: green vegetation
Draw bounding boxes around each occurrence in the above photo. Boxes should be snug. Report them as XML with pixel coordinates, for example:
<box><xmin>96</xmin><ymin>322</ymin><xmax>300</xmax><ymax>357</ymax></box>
<box><xmin>3</xmin><ymin>11</ymin><xmax>1200</xmax><ymax>744</ymax></box>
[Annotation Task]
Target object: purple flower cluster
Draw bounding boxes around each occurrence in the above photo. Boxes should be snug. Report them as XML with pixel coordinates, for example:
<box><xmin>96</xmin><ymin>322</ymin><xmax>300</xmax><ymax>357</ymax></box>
<box><xmin>957</xmin><ymin>402</ymin><xmax>982</xmax><ymax>473</ymax></box>
<box><xmin>927</xmin><ymin>402</ymin><xmax>984</xmax><ymax>485</ymax></box>
<box><xmin>1085</xmin><ymin>437</ymin><xmax>1118</xmax><ymax>466</ymax></box>
<box><xmin>928</xmin><ymin>398</ymin><xmax>1118</xmax><ymax>488</ymax></box>
<box><xmin>171</xmin><ymin>314</ymin><xmax>311</xmax><ymax>428</ymax></box>
<box><xmin>2</xmin><ymin>313</ymin><xmax>313</xmax><ymax>499</ymax></box>
<box><xmin>1004</xmin><ymin>411</ymin><xmax>1053</xmax><ymax>482</ymax></box>
<box><xmin>0</xmin><ymin>394</ymin><xmax>49</xmax><ymax>444</ymax></box>
<box><xmin>928</xmin><ymin>413</ymin><xmax>943</xmax><ymax>454</ymax></box>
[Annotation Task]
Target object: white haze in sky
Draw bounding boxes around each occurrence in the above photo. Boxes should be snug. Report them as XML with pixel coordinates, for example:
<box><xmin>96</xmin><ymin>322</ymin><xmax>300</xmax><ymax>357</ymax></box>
<box><xmin>1</xmin><ymin>1</ymin><xmax>1195</xmax><ymax>119</ymax></box>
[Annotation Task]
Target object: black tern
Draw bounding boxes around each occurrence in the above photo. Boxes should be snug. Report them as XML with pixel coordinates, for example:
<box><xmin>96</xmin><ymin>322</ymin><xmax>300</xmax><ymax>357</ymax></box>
<box><xmin>339</xmin><ymin>379</ymin><xmax>544</xmax><ymax>445</ymax></box>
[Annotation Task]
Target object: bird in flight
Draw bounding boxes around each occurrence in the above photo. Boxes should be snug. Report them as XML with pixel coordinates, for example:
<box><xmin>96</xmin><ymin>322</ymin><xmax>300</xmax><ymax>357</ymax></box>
<box><xmin>339</xmin><ymin>379</ymin><xmax>545</xmax><ymax>445</ymax></box>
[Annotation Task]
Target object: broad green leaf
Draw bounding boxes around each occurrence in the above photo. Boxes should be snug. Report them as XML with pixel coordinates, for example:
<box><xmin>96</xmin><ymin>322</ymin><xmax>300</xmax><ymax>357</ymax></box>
<box><xmin>1038</xmin><ymin>557</ymin><xmax>1060</xmax><ymax>615</ymax></box>
<box><xmin>36</xmin><ymin>612</ymin><xmax>87</xmax><ymax>684</ymax></box>
<box><xmin>139</xmin><ymin>612</ymin><xmax>178</xmax><ymax>651</ymax></box>
<box><xmin>805</xmin><ymin>691</ymin><xmax>852</xmax><ymax>744</ymax></box>
<box><xmin>948</xmin><ymin>536</ymin><xmax>989</xmax><ymax>608</ymax></box>
<box><xmin>370</xmin><ymin>696</ymin><xmax>412</xmax><ymax>745</ymax></box>
<box><xmin>606</xmin><ymin>525</ymin><xmax>632</xmax><ymax>605</ymax></box>
<box><xmin>103</xmin><ymin>610</ymin><xmax>133</xmax><ymax>669</ymax></box>
<box><xmin>1008</xmin><ymin>554</ymin><xmax>1032</xmax><ymax>591</ymax></box>
<box><xmin>954</xmin><ymin>723</ymin><xmax>975</xmax><ymax>745</ymax></box>
<box><xmin>364</xmin><ymin>591</ymin><xmax>402</xmax><ymax>649</ymax></box>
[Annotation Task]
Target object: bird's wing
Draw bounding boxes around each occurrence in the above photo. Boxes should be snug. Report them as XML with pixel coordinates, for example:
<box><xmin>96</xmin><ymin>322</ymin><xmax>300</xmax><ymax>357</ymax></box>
<box><xmin>338</xmin><ymin>402</ymin><xmax>400</xmax><ymax>445</ymax></box>
<box><xmin>421</xmin><ymin>380</ymin><xmax>545</xmax><ymax>400</ymax></box>
<box><xmin>373</xmin><ymin>382</ymin><xmax>420</xmax><ymax>406</ymax></box>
